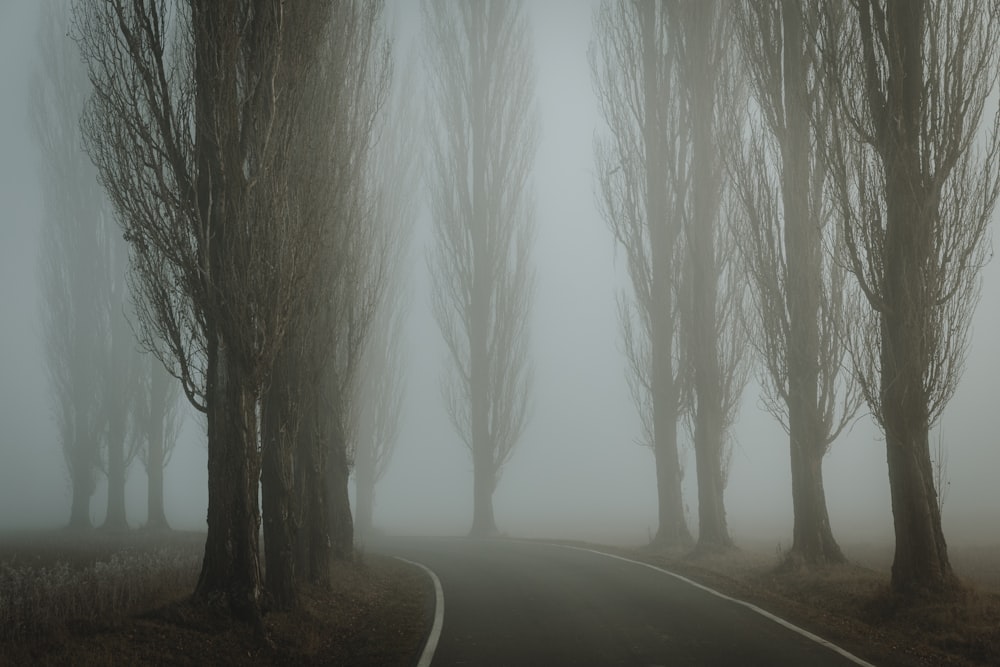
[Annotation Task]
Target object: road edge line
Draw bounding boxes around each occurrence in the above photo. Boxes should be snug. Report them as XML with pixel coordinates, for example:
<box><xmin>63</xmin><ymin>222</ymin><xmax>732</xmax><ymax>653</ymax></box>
<box><xmin>395</xmin><ymin>556</ymin><xmax>444</xmax><ymax>667</ymax></box>
<box><xmin>554</xmin><ymin>544</ymin><xmax>876</xmax><ymax>667</ymax></box>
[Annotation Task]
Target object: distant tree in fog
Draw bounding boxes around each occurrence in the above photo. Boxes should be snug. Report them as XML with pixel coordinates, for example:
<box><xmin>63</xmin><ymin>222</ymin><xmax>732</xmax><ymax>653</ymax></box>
<box><xmin>352</xmin><ymin>57</ymin><xmax>419</xmax><ymax>538</ymax></box>
<box><xmin>32</xmin><ymin>0</ymin><xmax>120</xmax><ymax>530</ymax></box>
<box><xmin>135</xmin><ymin>354</ymin><xmax>182</xmax><ymax>530</ymax></box>
<box><xmin>100</xmin><ymin>235</ymin><xmax>144</xmax><ymax>532</ymax></box>
<box><xmin>591</xmin><ymin>0</ymin><xmax>692</xmax><ymax>547</ymax></box>
<box><xmin>728</xmin><ymin>0</ymin><xmax>861</xmax><ymax>566</ymax></box>
<box><xmin>352</xmin><ymin>296</ymin><xmax>407</xmax><ymax>537</ymax></box>
<box><xmin>425</xmin><ymin>0</ymin><xmax>537</xmax><ymax>537</ymax></box>
<box><xmin>818</xmin><ymin>0</ymin><xmax>1000</xmax><ymax>595</ymax></box>
<box><xmin>668</xmin><ymin>0</ymin><xmax>750</xmax><ymax>553</ymax></box>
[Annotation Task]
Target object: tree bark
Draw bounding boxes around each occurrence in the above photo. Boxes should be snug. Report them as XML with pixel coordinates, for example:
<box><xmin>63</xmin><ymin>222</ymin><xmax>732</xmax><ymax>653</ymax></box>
<box><xmin>652</xmin><ymin>423</ymin><xmax>689</xmax><ymax>546</ymax></box>
<box><xmin>296</xmin><ymin>418</ymin><xmax>330</xmax><ymax>586</ymax></box>
<box><xmin>194</xmin><ymin>336</ymin><xmax>264</xmax><ymax>622</ymax></box>
<box><xmin>787</xmin><ymin>435</ymin><xmax>843</xmax><ymax>565</ymax></box>
<box><xmin>692</xmin><ymin>405</ymin><xmax>729</xmax><ymax>550</ymax></box>
<box><xmin>327</xmin><ymin>417</ymin><xmax>354</xmax><ymax>561</ymax></box>
<box><xmin>189</xmin><ymin>0</ymin><xmax>265</xmax><ymax>624</ymax></box>
<box><xmin>876</xmin><ymin>0</ymin><xmax>956</xmax><ymax>595</ymax></box>
<box><xmin>261</xmin><ymin>361</ymin><xmax>297</xmax><ymax>610</ymax></box>
<box><xmin>300</xmin><ymin>430</ymin><xmax>333</xmax><ymax>585</ymax></box>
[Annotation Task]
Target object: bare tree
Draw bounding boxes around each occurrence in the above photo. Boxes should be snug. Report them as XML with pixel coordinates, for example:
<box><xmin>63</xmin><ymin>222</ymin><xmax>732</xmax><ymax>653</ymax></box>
<box><xmin>100</xmin><ymin>234</ymin><xmax>144</xmax><ymax>531</ymax></box>
<box><xmin>312</xmin><ymin>0</ymin><xmax>390</xmax><ymax>568</ymax></box>
<box><xmin>352</xmin><ymin>299</ymin><xmax>406</xmax><ymax>537</ymax></box>
<box><xmin>591</xmin><ymin>0</ymin><xmax>691</xmax><ymax>548</ymax></box>
<box><xmin>729</xmin><ymin>0</ymin><xmax>861</xmax><ymax>566</ymax></box>
<box><xmin>258</xmin><ymin>0</ymin><xmax>390</xmax><ymax>604</ymax></box>
<box><xmin>352</xmin><ymin>47</ymin><xmax>420</xmax><ymax>539</ymax></box>
<box><xmin>668</xmin><ymin>0</ymin><xmax>750</xmax><ymax>553</ymax></box>
<box><xmin>424</xmin><ymin>0</ymin><xmax>538</xmax><ymax>537</ymax></box>
<box><xmin>75</xmin><ymin>0</ymin><xmax>337</xmax><ymax>621</ymax></box>
<box><xmin>818</xmin><ymin>0</ymin><xmax>1000</xmax><ymax>594</ymax></box>
<box><xmin>32</xmin><ymin>0</ymin><xmax>111</xmax><ymax>530</ymax></box>
<box><xmin>135</xmin><ymin>354</ymin><xmax>183</xmax><ymax>530</ymax></box>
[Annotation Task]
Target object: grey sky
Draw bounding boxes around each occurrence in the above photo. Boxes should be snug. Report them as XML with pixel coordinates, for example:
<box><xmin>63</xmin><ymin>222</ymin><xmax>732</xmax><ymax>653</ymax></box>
<box><xmin>1</xmin><ymin>0</ymin><xmax>997</xmax><ymax>546</ymax></box>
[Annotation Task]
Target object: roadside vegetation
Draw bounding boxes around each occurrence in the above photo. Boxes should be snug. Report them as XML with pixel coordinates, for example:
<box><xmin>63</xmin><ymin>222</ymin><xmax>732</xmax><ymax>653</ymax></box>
<box><xmin>610</xmin><ymin>539</ymin><xmax>1000</xmax><ymax>667</ymax></box>
<box><xmin>0</xmin><ymin>531</ymin><xmax>430</xmax><ymax>666</ymax></box>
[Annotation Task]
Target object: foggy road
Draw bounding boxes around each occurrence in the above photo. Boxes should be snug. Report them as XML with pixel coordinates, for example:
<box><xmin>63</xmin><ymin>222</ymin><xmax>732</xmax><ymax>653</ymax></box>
<box><xmin>376</xmin><ymin>537</ymin><xmax>874</xmax><ymax>667</ymax></box>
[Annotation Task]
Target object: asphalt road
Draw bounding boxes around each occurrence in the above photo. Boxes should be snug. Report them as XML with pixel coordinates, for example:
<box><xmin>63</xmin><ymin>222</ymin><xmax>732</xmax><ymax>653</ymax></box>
<box><xmin>374</xmin><ymin>537</ymin><xmax>874</xmax><ymax>667</ymax></box>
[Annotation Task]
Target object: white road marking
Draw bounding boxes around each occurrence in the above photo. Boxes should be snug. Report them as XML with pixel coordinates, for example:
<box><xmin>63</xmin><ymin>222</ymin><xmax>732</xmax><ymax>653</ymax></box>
<box><xmin>395</xmin><ymin>556</ymin><xmax>445</xmax><ymax>667</ymax></box>
<box><xmin>554</xmin><ymin>544</ymin><xmax>877</xmax><ymax>667</ymax></box>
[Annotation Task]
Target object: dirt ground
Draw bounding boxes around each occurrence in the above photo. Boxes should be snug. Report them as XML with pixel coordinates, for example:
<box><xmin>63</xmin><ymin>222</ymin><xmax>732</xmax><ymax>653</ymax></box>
<box><xmin>0</xmin><ymin>530</ymin><xmax>431</xmax><ymax>666</ymax></box>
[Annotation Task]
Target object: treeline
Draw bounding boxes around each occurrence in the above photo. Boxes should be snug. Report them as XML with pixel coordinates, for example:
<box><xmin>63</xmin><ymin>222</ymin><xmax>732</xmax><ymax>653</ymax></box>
<box><xmin>33</xmin><ymin>0</ymin><xmax>183</xmax><ymax>533</ymax></box>
<box><xmin>592</xmin><ymin>0</ymin><xmax>1000</xmax><ymax>599</ymax></box>
<box><xmin>34</xmin><ymin>0</ymin><xmax>1000</xmax><ymax>626</ymax></box>
<box><xmin>34</xmin><ymin>0</ymin><xmax>414</xmax><ymax>623</ymax></box>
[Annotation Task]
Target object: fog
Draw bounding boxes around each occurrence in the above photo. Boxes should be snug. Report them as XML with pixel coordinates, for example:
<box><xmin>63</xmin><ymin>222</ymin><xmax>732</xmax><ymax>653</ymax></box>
<box><xmin>1</xmin><ymin>0</ymin><xmax>998</xmax><ymax>554</ymax></box>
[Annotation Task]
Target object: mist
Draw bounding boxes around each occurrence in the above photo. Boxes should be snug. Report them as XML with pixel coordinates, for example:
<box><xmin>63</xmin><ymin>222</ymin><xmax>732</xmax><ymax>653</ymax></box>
<box><xmin>1</xmin><ymin>0</ymin><xmax>998</xmax><ymax>560</ymax></box>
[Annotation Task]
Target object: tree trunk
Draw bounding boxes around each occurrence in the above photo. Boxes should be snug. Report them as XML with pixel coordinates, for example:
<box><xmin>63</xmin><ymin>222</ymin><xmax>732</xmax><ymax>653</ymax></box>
<box><xmin>68</xmin><ymin>443</ymin><xmax>94</xmax><ymax>529</ymax></box>
<box><xmin>652</xmin><ymin>335</ymin><xmax>689</xmax><ymax>546</ymax></box>
<box><xmin>686</xmin><ymin>0</ymin><xmax>731</xmax><ymax>554</ymax></box>
<box><xmin>470</xmin><ymin>450</ymin><xmax>498</xmax><ymax>537</ymax></box>
<box><xmin>294</xmin><ymin>390</ymin><xmax>331</xmax><ymax>586</ymax></box>
<box><xmin>780</xmin><ymin>0</ymin><xmax>843</xmax><ymax>567</ymax></box>
<box><xmin>327</xmin><ymin>417</ymin><xmax>354</xmax><ymax>561</ymax></box>
<box><xmin>261</xmin><ymin>364</ymin><xmax>297</xmax><ymax>610</ymax></box>
<box><xmin>692</xmin><ymin>410</ymin><xmax>729</xmax><ymax>551</ymax></box>
<box><xmin>145</xmin><ymin>371</ymin><xmax>169</xmax><ymax>531</ymax></box>
<box><xmin>881</xmin><ymin>179</ymin><xmax>956</xmax><ymax>593</ymax></box>
<box><xmin>293</xmin><ymin>426</ymin><xmax>312</xmax><ymax>578</ymax></box>
<box><xmin>145</xmin><ymin>456</ymin><xmax>169</xmax><ymax>530</ymax></box>
<box><xmin>467</xmin><ymin>7</ymin><xmax>500</xmax><ymax>540</ymax></box>
<box><xmin>878</xmin><ymin>0</ymin><xmax>956</xmax><ymax>596</ymax></box>
<box><xmin>787</xmin><ymin>438</ymin><xmax>843</xmax><ymax>565</ymax></box>
<box><xmin>354</xmin><ymin>452</ymin><xmax>375</xmax><ymax>537</ymax></box>
<box><xmin>103</xmin><ymin>408</ymin><xmax>129</xmax><ymax>531</ymax></box>
<box><xmin>190</xmin><ymin>0</ymin><xmax>264</xmax><ymax>624</ymax></box>
<box><xmin>652</xmin><ymin>425</ymin><xmax>690</xmax><ymax>547</ymax></box>
<box><xmin>642</xmin><ymin>1</ymin><xmax>690</xmax><ymax>549</ymax></box>
<box><xmin>193</xmin><ymin>336</ymin><xmax>264</xmax><ymax>623</ymax></box>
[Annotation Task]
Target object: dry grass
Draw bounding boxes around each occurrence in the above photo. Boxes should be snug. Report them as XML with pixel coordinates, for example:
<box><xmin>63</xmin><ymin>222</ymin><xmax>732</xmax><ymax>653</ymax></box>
<box><xmin>0</xmin><ymin>531</ymin><xmax>430</xmax><ymax>666</ymax></box>
<box><xmin>0</xmin><ymin>530</ymin><xmax>202</xmax><ymax>642</ymax></box>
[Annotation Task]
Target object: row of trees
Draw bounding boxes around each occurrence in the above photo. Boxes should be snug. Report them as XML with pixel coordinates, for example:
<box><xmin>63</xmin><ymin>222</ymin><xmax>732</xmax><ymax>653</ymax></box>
<box><xmin>61</xmin><ymin>0</ymin><xmax>414</xmax><ymax>622</ymax></box>
<box><xmin>593</xmin><ymin>0</ymin><xmax>1000</xmax><ymax>597</ymax></box>
<box><xmin>593</xmin><ymin>0</ymin><xmax>751</xmax><ymax>555</ymax></box>
<box><xmin>34</xmin><ymin>0</ymin><xmax>182</xmax><ymax>532</ymax></box>
<box><xmin>41</xmin><ymin>0</ymin><xmax>515</xmax><ymax>621</ymax></box>
<box><xmin>40</xmin><ymin>0</ymin><xmax>995</xmax><ymax>623</ymax></box>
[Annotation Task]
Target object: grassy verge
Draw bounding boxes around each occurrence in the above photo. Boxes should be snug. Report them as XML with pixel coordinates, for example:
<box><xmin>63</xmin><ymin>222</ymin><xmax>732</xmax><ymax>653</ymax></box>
<box><xmin>0</xmin><ymin>531</ymin><xmax>431</xmax><ymax>666</ymax></box>
<box><xmin>564</xmin><ymin>540</ymin><xmax>1000</xmax><ymax>667</ymax></box>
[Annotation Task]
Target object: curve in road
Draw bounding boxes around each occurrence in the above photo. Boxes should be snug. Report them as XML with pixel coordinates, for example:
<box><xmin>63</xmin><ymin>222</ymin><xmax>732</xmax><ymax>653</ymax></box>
<box><xmin>382</xmin><ymin>537</ymin><xmax>878</xmax><ymax>667</ymax></box>
<box><xmin>395</xmin><ymin>556</ymin><xmax>445</xmax><ymax>667</ymax></box>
